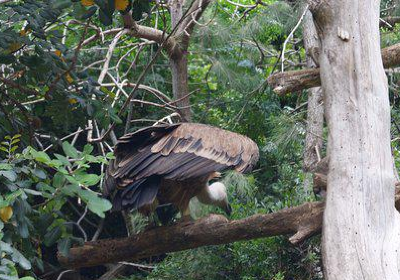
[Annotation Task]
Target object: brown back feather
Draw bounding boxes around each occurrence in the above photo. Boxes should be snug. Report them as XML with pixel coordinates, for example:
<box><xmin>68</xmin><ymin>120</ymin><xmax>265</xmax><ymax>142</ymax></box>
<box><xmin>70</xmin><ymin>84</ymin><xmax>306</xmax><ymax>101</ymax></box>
<box><xmin>104</xmin><ymin>123</ymin><xmax>259</xmax><ymax>211</ymax></box>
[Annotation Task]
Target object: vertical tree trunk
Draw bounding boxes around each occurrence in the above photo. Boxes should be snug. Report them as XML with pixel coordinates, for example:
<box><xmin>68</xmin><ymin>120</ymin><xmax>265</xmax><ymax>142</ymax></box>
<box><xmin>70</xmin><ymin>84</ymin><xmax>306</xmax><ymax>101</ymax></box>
<box><xmin>169</xmin><ymin>0</ymin><xmax>192</xmax><ymax>122</ymax></box>
<box><xmin>309</xmin><ymin>0</ymin><xmax>400</xmax><ymax>278</ymax></box>
<box><xmin>170</xmin><ymin>54</ymin><xmax>192</xmax><ymax>122</ymax></box>
<box><xmin>302</xmin><ymin>10</ymin><xmax>324</xmax><ymax>173</ymax></box>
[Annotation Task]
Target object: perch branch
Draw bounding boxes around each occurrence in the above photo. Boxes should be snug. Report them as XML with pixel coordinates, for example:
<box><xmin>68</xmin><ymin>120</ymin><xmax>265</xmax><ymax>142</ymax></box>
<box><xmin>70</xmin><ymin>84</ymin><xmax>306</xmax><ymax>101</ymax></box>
<box><xmin>58</xmin><ymin>169</ymin><xmax>400</xmax><ymax>270</ymax></box>
<box><xmin>59</xmin><ymin>202</ymin><xmax>324</xmax><ymax>268</ymax></box>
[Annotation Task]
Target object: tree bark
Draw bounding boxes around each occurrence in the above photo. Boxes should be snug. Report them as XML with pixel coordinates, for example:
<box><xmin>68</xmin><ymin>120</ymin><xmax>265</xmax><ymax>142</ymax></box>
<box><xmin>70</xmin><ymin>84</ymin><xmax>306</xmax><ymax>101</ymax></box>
<box><xmin>302</xmin><ymin>10</ymin><xmax>324</xmax><ymax>173</ymax></box>
<box><xmin>170</xmin><ymin>54</ymin><xmax>192</xmax><ymax>122</ymax></box>
<box><xmin>59</xmin><ymin>202</ymin><xmax>324</xmax><ymax>268</ymax></box>
<box><xmin>309</xmin><ymin>0</ymin><xmax>400</xmax><ymax>278</ymax></box>
<box><xmin>169</xmin><ymin>0</ymin><xmax>192</xmax><ymax>122</ymax></box>
<box><xmin>267</xmin><ymin>42</ymin><xmax>400</xmax><ymax>95</ymax></box>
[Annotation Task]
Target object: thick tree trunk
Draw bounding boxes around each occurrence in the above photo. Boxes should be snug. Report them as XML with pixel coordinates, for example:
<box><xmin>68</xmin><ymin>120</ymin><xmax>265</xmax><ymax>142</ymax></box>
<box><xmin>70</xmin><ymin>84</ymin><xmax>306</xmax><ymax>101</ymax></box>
<box><xmin>310</xmin><ymin>0</ymin><xmax>400</xmax><ymax>278</ymax></box>
<box><xmin>302</xmin><ymin>10</ymin><xmax>324</xmax><ymax>173</ymax></box>
<box><xmin>169</xmin><ymin>0</ymin><xmax>192</xmax><ymax>122</ymax></box>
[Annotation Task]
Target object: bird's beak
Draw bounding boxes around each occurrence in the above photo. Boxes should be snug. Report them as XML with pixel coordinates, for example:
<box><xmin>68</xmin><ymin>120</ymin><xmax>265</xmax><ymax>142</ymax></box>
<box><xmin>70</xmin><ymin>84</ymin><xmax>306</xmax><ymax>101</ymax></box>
<box><xmin>223</xmin><ymin>203</ymin><xmax>232</xmax><ymax>216</ymax></box>
<box><xmin>214</xmin><ymin>172</ymin><xmax>222</xmax><ymax>178</ymax></box>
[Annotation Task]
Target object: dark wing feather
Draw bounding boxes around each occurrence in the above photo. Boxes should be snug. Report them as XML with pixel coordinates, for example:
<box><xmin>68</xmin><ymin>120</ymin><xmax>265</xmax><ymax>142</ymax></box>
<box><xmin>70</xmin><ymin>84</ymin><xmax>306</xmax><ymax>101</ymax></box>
<box><xmin>104</xmin><ymin>123</ymin><xmax>259</xmax><ymax>211</ymax></box>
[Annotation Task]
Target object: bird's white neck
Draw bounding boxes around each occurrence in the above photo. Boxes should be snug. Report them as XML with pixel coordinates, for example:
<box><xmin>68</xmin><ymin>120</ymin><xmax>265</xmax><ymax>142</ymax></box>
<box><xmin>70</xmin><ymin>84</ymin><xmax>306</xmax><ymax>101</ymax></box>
<box><xmin>196</xmin><ymin>182</ymin><xmax>228</xmax><ymax>206</ymax></box>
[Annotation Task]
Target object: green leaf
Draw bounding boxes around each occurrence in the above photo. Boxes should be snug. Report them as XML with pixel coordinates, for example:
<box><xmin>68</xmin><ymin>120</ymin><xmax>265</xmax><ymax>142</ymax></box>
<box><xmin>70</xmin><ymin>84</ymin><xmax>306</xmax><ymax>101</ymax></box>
<box><xmin>0</xmin><ymin>170</ymin><xmax>17</xmax><ymax>182</ymax></box>
<box><xmin>36</xmin><ymin>182</ymin><xmax>56</xmax><ymax>197</ymax></box>
<box><xmin>11</xmin><ymin>247</ymin><xmax>31</xmax><ymax>270</ymax></box>
<box><xmin>57</xmin><ymin>238</ymin><xmax>72</xmax><ymax>257</ymax></box>
<box><xmin>100</xmin><ymin>86</ymin><xmax>115</xmax><ymax>98</ymax></box>
<box><xmin>53</xmin><ymin>172</ymin><xmax>65</xmax><ymax>188</ymax></box>
<box><xmin>76</xmin><ymin>174</ymin><xmax>100</xmax><ymax>186</ymax></box>
<box><xmin>32</xmin><ymin>168</ymin><xmax>47</xmax><ymax>179</ymax></box>
<box><xmin>77</xmin><ymin>189</ymin><xmax>112</xmax><ymax>218</ymax></box>
<box><xmin>84</xmin><ymin>154</ymin><xmax>101</xmax><ymax>163</ymax></box>
<box><xmin>106</xmin><ymin>152</ymin><xmax>115</xmax><ymax>159</ymax></box>
<box><xmin>60</xmin><ymin>184</ymin><xmax>79</xmax><ymax>196</ymax></box>
<box><xmin>44</xmin><ymin>226</ymin><xmax>62</xmax><ymax>247</ymax></box>
<box><xmin>54</xmin><ymin>153</ymin><xmax>71</xmax><ymax>166</ymax></box>
<box><xmin>5</xmin><ymin>189</ymin><xmax>23</xmax><ymax>203</ymax></box>
<box><xmin>48</xmin><ymin>159</ymin><xmax>63</xmax><ymax>168</ymax></box>
<box><xmin>65</xmin><ymin>175</ymin><xmax>79</xmax><ymax>185</ymax></box>
<box><xmin>23</xmin><ymin>189</ymin><xmax>42</xmax><ymax>196</ymax></box>
<box><xmin>0</xmin><ymin>54</ymin><xmax>16</xmax><ymax>65</ymax></box>
<box><xmin>83</xmin><ymin>144</ymin><xmax>94</xmax><ymax>155</ymax></box>
<box><xmin>52</xmin><ymin>0</ymin><xmax>71</xmax><ymax>9</ymax></box>
<box><xmin>0</xmin><ymin>197</ymin><xmax>8</xmax><ymax>208</ymax></box>
<box><xmin>30</xmin><ymin>149</ymin><xmax>51</xmax><ymax>163</ymax></box>
<box><xmin>0</xmin><ymin>241</ymin><xmax>13</xmax><ymax>254</ymax></box>
<box><xmin>62</xmin><ymin>141</ymin><xmax>79</xmax><ymax>159</ymax></box>
<box><xmin>0</xmin><ymin>164</ymin><xmax>12</xmax><ymax>170</ymax></box>
<box><xmin>10</xmin><ymin>139</ymin><xmax>20</xmax><ymax>145</ymax></box>
<box><xmin>109</xmin><ymin>109</ymin><xmax>122</xmax><ymax>124</ymax></box>
<box><xmin>9</xmin><ymin>146</ymin><xmax>18</xmax><ymax>153</ymax></box>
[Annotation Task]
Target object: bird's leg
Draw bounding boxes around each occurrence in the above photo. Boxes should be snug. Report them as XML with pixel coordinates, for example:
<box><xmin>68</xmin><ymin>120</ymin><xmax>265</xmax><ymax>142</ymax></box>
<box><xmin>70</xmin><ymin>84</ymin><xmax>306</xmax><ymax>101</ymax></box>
<box><xmin>180</xmin><ymin>206</ymin><xmax>193</xmax><ymax>222</ymax></box>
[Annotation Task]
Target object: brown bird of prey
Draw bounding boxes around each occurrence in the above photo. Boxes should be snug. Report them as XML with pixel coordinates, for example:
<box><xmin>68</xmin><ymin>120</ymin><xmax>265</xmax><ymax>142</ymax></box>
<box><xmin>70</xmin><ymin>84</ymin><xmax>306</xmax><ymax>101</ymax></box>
<box><xmin>104</xmin><ymin>123</ymin><xmax>259</xmax><ymax>219</ymax></box>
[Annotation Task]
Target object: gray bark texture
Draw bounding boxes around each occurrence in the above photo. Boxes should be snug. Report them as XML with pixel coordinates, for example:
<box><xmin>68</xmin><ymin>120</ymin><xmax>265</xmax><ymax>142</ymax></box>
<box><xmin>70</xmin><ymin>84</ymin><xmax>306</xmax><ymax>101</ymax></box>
<box><xmin>309</xmin><ymin>0</ymin><xmax>400</xmax><ymax>279</ymax></box>
<box><xmin>302</xmin><ymin>10</ymin><xmax>324</xmax><ymax>172</ymax></box>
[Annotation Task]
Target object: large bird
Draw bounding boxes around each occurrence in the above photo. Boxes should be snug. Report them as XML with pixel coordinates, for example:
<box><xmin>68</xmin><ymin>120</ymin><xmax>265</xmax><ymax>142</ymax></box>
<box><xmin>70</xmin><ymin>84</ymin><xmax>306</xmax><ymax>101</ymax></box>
<box><xmin>104</xmin><ymin>123</ymin><xmax>259</xmax><ymax>220</ymax></box>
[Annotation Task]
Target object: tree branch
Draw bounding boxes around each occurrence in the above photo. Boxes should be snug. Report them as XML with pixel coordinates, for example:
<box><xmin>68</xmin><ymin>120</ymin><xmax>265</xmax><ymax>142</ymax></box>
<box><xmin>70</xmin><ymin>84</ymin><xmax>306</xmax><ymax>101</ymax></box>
<box><xmin>121</xmin><ymin>11</ymin><xmax>177</xmax><ymax>55</ymax></box>
<box><xmin>267</xmin><ymin>42</ymin><xmax>400</xmax><ymax>95</ymax></box>
<box><xmin>178</xmin><ymin>0</ymin><xmax>213</xmax><ymax>48</ymax></box>
<box><xmin>59</xmin><ymin>202</ymin><xmax>324</xmax><ymax>268</ymax></box>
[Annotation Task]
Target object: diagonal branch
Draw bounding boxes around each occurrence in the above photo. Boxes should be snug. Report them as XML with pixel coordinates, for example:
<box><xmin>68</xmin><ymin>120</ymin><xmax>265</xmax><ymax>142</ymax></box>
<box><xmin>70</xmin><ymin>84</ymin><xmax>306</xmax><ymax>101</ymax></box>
<box><xmin>58</xmin><ymin>183</ymin><xmax>400</xmax><ymax>270</ymax></box>
<box><xmin>58</xmin><ymin>201</ymin><xmax>324</xmax><ymax>269</ymax></box>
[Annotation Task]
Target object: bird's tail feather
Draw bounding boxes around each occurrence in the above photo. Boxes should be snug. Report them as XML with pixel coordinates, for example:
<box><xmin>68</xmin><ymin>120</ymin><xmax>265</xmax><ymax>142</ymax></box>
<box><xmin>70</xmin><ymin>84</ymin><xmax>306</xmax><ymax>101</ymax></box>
<box><xmin>112</xmin><ymin>176</ymin><xmax>160</xmax><ymax>211</ymax></box>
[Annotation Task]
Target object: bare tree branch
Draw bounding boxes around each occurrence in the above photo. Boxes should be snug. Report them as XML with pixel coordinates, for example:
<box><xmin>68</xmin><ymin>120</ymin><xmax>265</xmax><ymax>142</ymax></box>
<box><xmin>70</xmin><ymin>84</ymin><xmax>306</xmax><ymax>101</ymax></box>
<box><xmin>267</xmin><ymin>42</ymin><xmax>400</xmax><ymax>95</ymax></box>
<box><xmin>178</xmin><ymin>0</ymin><xmax>213</xmax><ymax>48</ymax></box>
<box><xmin>58</xmin><ymin>202</ymin><xmax>324</xmax><ymax>268</ymax></box>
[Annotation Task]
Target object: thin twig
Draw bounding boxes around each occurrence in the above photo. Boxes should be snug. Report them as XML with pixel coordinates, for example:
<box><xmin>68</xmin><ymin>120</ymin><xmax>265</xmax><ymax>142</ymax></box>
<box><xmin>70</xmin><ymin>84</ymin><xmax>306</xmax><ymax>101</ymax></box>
<box><xmin>281</xmin><ymin>5</ymin><xmax>309</xmax><ymax>72</ymax></box>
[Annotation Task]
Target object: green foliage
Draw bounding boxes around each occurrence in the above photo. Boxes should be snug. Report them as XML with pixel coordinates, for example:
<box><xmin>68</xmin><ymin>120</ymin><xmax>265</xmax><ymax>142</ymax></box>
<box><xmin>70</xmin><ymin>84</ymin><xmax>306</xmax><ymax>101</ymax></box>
<box><xmin>147</xmin><ymin>247</ymin><xmax>231</xmax><ymax>280</ymax></box>
<box><xmin>0</xmin><ymin>135</ymin><xmax>112</xmax><ymax>279</ymax></box>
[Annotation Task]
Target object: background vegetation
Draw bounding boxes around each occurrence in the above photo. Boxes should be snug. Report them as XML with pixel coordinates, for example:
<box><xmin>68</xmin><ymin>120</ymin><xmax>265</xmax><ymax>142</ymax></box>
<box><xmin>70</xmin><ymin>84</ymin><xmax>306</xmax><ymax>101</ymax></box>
<box><xmin>0</xmin><ymin>0</ymin><xmax>399</xmax><ymax>279</ymax></box>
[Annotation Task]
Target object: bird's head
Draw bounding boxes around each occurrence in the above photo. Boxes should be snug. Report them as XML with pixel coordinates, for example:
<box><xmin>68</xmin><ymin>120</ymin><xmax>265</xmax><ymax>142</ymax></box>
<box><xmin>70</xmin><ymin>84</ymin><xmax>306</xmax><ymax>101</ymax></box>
<box><xmin>207</xmin><ymin>181</ymin><xmax>232</xmax><ymax>216</ymax></box>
